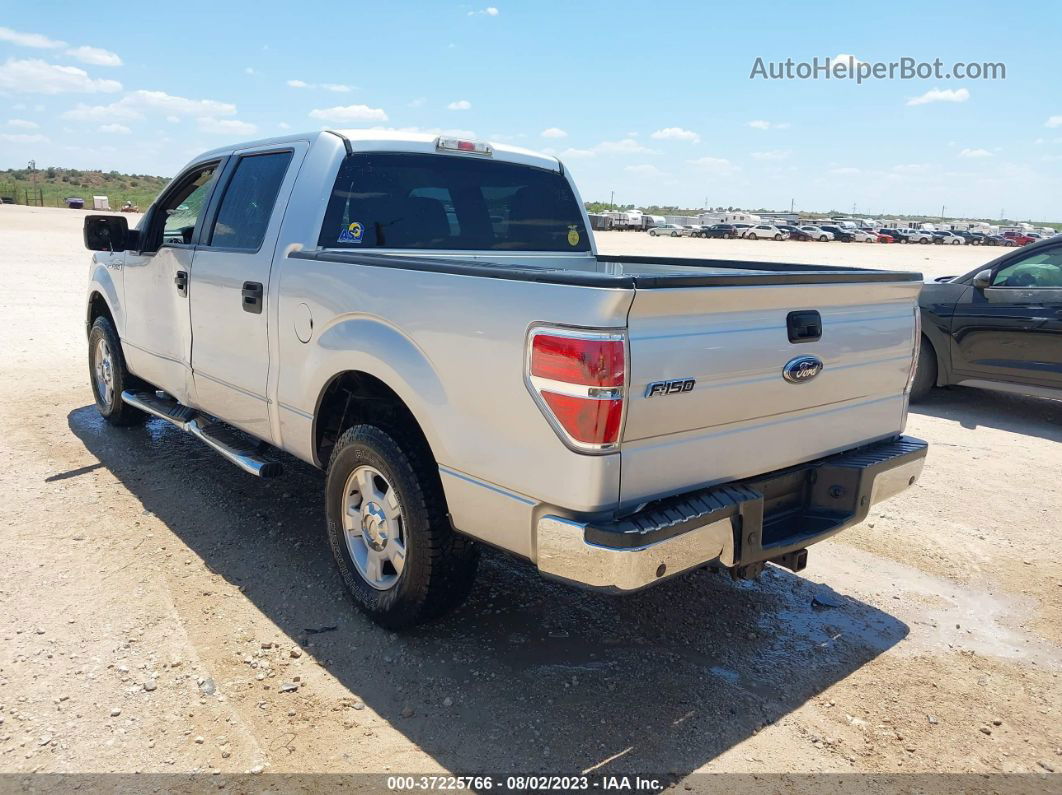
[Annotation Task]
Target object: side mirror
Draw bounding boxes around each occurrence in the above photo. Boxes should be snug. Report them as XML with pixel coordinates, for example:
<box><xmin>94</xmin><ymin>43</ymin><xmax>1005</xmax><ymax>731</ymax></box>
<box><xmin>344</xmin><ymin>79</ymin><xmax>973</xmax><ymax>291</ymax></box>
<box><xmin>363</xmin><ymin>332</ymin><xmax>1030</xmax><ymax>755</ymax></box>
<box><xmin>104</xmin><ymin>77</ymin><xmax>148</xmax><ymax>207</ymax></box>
<box><xmin>84</xmin><ymin>214</ymin><xmax>138</xmax><ymax>252</ymax></box>
<box><xmin>972</xmin><ymin>269</ymin><xmax>992</xmax><ymax>289</ymax></box>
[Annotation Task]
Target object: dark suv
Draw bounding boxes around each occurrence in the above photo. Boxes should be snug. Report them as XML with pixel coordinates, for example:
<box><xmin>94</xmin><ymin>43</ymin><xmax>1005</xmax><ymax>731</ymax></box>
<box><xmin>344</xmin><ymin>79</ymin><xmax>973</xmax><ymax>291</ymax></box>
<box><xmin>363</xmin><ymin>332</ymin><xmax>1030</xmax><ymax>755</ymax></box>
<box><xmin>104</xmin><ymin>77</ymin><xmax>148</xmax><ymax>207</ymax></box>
<box><xmin>704</xmin><ymin>224</ymin><xmax>739</xmax><ymax>239</ymax></box>
<box><xmin>820</xmin><ymin>225</ymin><xmax>855</xmax><ymax>242</ymax></box>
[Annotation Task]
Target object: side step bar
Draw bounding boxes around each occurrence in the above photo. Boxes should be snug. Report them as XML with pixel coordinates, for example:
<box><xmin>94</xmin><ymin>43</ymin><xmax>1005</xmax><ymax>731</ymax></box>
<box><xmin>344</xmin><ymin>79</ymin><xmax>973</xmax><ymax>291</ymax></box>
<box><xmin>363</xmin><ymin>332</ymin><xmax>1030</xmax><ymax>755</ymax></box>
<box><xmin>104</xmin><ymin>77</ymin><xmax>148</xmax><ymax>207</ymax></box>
<box><xmin>121</xmin><ymin>390</ymin><xmax>282</xmax><ymax>478</ymax></box>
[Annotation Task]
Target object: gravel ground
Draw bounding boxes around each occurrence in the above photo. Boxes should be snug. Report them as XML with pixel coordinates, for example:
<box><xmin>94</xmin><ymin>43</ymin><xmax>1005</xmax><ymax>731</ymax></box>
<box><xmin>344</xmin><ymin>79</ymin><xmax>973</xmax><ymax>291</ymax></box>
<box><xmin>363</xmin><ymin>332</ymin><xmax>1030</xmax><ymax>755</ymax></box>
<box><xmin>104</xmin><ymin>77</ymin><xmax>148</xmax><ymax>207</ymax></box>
<box><xmin>0</xmin><ymin>206</ymin><xmax>1059</xmax><ymax>780</ymax></box>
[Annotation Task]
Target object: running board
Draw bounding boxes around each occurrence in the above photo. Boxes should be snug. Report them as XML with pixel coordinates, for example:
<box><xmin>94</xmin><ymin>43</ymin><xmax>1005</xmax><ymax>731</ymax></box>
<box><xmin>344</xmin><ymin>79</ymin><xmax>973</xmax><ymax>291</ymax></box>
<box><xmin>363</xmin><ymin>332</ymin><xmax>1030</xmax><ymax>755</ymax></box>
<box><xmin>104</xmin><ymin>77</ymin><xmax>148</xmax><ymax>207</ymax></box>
<box><xmin>121</xmin><ymin>390</ymin><xmax>282</xmax><ymax>478</ymax></box>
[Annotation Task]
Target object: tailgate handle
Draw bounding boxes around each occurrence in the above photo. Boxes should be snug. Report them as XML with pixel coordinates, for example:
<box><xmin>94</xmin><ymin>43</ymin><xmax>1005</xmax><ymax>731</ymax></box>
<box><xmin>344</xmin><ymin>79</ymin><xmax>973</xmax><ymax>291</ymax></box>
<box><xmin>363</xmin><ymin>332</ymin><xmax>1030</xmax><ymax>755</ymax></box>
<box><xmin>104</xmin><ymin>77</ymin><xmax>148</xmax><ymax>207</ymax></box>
<box><xmin>787</xmin><ymin>310</ymin><xmax>822</xmax><ymax>343</ymax></box>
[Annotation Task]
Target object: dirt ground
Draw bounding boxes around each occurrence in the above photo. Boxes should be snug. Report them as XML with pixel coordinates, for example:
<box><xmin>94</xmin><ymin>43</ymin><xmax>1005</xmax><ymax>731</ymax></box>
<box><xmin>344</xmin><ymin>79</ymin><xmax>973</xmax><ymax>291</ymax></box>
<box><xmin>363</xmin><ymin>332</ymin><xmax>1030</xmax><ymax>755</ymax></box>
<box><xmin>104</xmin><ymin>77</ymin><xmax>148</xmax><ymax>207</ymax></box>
<box><xmin>0</xmin><ymin>206</ymin><xmax>1059</xmax><ymax>781</ymax></box>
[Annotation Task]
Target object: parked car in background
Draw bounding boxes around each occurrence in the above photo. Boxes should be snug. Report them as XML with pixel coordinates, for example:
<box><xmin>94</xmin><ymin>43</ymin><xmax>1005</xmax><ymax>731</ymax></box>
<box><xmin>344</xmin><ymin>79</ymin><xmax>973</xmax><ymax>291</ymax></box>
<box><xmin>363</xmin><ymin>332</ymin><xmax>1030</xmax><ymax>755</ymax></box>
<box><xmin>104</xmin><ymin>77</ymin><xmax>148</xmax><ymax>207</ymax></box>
<box><xmin>913</xmin><ymin>238</ymin><xmax>1062</xmax><ymax>401</ymax></box>
<box><xmin>648</xmin><ymin>224</ymin><xmax>691</xmax><ymax>237</ymax></box>
<box><xmin>849</xmin><ymin>229</ymin><xmax>879</xmax><ymax>243</ymax></box>
<box><xmin>703</xmin><ymin>224</ymin><xmax>740</xmax><ymax>239</ymax></box>
<box><xmin>953</xmin><ymin>231</ymin><xmax>984</xmax><ymax>245</ymax></box>
<box><xmin>820</xmin><ymin>225</ymin><xmax>856</xmax><ymax>242</ymax></box>
<box><xmin>932</xmin><ymin>231</ymin><xmax>965</xmax><ymax>245</ymax></box>
<box><xmin>875</xmin><ymin>232</ymin><xmax>895</xmax><ymax>244</ymax></box>
<box><xmin>686</xmin><ymin>225</ymin><xmax>706</xmax><ymax>237</ymax></box>
<box><xmin>986</xmin><ymin>235</ymin><xmax>1019</xmax><ymax>247</ymax></box>
<box><xmin>902</xmin><ymin>228</ymin><xmax>934</xmax><ymax>244</ymax></box>
<box><xmin>800</xmin><ymin>225</ymin><xmax>833</xmax><ymax>242</ymax></box>
<box><xmin>745</xmin><ymin>224</ymin><xmax>789</xmax><ymax>240</ymax></box>
<box><xmin>778</xmin><ymin>225</ymin><xmax>812</xmax><ymax>241</ymax></box>
<box><xmin>705</xmin><ymin>221</ymin><xmax>739</xmax><ymax>237</ymax></box>
<box><xmin>879</xmin><ymin>228</ymin><xmax>909</xmax><ymax>243</ymax></box>
<box><xmin>732</xmin><ymin>223</ymin><xmax>753</xmax><ymax>238</ymax></box>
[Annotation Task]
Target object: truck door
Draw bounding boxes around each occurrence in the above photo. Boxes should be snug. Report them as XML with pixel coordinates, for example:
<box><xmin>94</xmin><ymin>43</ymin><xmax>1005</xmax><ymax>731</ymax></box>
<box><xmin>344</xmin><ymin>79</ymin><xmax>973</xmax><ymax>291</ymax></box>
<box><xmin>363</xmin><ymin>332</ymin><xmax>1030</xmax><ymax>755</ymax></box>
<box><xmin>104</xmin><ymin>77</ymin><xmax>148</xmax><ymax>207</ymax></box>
<box><xmin>122</xmin><ymin>161</ymin><xmax>223</xmax><ymax>402</ymax></box>
<box><xmin>188</xmin><ymin>144</ymin><xmax>304</xmax><ymax>442</ymax></box>
<box><xmin>950</xmin><ymin>244</ymin><xmax>1062</xmax><ymax>389</ymax></box>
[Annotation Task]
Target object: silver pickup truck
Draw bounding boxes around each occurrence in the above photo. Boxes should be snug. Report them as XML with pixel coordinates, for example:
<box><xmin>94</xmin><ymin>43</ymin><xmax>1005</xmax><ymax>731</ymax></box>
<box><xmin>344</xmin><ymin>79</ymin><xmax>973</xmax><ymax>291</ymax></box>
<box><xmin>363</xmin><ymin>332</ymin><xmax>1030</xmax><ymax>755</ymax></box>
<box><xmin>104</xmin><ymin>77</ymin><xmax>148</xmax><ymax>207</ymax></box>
<box><xmin>83</xmin><ymin>130</ymin><xmax>927</xmax><ymax>628</ymax></box>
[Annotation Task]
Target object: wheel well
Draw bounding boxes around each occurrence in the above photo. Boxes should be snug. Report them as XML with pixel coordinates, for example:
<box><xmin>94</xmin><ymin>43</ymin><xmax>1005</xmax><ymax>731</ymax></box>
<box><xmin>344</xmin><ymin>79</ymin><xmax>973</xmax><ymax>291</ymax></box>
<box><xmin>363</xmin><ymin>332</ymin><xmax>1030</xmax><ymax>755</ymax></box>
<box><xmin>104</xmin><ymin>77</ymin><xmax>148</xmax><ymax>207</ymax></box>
<box><xmin>314</xmin><ymin>371</ymin><xmax>436</xmax><ymax>470</ymax></box>
<box><xmin>87</xmin><ymin>291</ymin><xmax>114</xmax><ymax>329</ymax></box>
<box><xmin>920</xmin><ymin>333</ymin><xmax>942</xmax><ymax>384</ymax></box>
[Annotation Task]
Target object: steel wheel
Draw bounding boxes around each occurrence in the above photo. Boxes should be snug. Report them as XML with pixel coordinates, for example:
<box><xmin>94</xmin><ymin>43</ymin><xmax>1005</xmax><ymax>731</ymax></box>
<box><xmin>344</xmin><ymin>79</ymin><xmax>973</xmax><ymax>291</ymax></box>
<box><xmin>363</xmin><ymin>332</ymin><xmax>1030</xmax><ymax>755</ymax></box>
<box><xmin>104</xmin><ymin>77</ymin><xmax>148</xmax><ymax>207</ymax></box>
<box><xmin>341</xmin><ymin>465</ymin><xmax>406</xmax><ymax>590</ymax></box>
<box><xmin>93</xmin><ymin>336</ymin><xmax>115</xmax><ymax>407</ymax></box>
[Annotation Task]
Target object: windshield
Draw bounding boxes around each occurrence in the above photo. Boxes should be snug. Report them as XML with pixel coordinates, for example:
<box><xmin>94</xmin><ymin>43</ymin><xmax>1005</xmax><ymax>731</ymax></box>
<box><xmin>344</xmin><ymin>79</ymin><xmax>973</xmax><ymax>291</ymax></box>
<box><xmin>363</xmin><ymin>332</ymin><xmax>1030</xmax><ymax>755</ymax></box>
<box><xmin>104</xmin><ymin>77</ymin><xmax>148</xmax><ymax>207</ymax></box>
<box><xmin>319</xmin><ymin>152</ymin><xmax>590</xmax><ymax>252</ymax></box>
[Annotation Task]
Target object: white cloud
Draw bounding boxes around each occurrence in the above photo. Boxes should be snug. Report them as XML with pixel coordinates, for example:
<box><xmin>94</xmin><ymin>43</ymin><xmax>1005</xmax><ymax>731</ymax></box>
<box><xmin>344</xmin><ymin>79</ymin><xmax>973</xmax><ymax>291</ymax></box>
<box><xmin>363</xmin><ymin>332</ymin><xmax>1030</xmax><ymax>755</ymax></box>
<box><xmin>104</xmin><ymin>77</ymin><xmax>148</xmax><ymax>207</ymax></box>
<box><xmin>832</xmin><ymin>53</ymin><xmax>864</xmax><ymax>66</ymax></box>
<box><xmin>595</xmin><ymin>138</ymin><xmax>655</xmax><ymax>155</ymax></box>
<box><xmin>0</xmin><ymin>27</ymin><xmax>65</xmax><ymax>49</ymax></box>
<box><xmin>906</xmin><ymin>87</ymin><xmax>970</xmax><ymax>106</ymax></box>
<box><xmin>166</xmin><ymin>115</ymin><xmax>180</xmax><ymax>123</ymax></box>
<box><xmin>1045</xmin><ymin>115</ymin><xmax>1062</xmax><ymax>129</ymax></box>
<box><xmin>65</xmin><ymin>45</ymin><xmax>122</xmax><ymax>67</ymax></box>
<box><xmin>540</xmin><ymin>127</ymin><xmax>567</xmax><ymax>139</ymax></box>
<box><xmin>468</xmin><ymin>7</ymin><xmax>500</xmax><ymax>15</ymax></box>
<box><xmin>278</xmin><ymin>121</ymin><xmax>291</xmax><ymax>130</ymax></box>
<box><xmin>321</xmin><ymin>83</ymin><xmax>353</xmax><ymax>93</ymax></box>
<box><xmin>0</xmin><ymin>58</ymin><xmax>122</xmax><ymax>94</ymax></box>
<box><xmin>6</xmin><ymin>118</ymin><xmax>39</xmax><ymax>129</ymax></box>
<box><xmin>829</xmin><ymin>167</ymin><xmax>861</xmax><ymax>175</ymax></box>
<box><xmin>650</xmin><ymin>127</ymin><xmax>700</xmax><ymax>143</ymax></box>
<box><xmin>558</xmin><ymin>138</ymin><xmax>656</xmax><ymax>159</ymax></box>
<box><xmin>197</xmin><ymin>117</ymin><xmax>258</xmax><ymax>135</ymax></box>
<box><xmin>687</xmin><ymin>156</ymin><xmax>737</xmax><ymax>174</ymax></box>
<box><xmin>287</xmin><ymin>79</ymin><xmax>309</xmax><ymax>88</ymax></box>
<box><xmin>98</xmin><ymin>123</ymin><xmax>131</xmax><ymax>134</ymax></box>
<box><xmin>892</xmin><ymin>163</ymin><xmax>931</xmax><ymax>174</ymax></box>
<box><xmin>0</xmin><ymin>132</ymin><xmax>48</xmax><ymax>143</ymax></box>
<box><xmin>447</xmin><ymin>99</ymin><xmax>472</xmax><ymax>111</ymax></box>
<box><xmin>408</xmin><ymin>97</ymin><xmax>426</xmax><ymax>108</ymax></box>
<box><xmin>747</xmin><ymin>120</ymin><xmax>790</xmax><ymax>130</ymax></box>
<box><xmin>244</xmin><ymin>66</ymin><xmax>255</xmax><ymax>75</ymax></box>
<box><xmin>751</xmin><ymin>149</ymin><xmax>790</xmax><ymax>161</ymax></box>
<box><xmin>62</xmin><ymin>90</ymin><xmax>236</xmax><ymax>124</ymax></box>
<box><xmin>308</xmin><ymin>104</ymin><xmax>389</xmax><ymax>123</ymax></box>
<box><xmin>959</xmin><ymin>147</ymin><xmax>992</xmax><ymax>158</ymax></box>
<box><xmin>131</xmin><ymin>89</ymin><xmax>236</xmax><ymax>116</ymax></box>
<box><xmin>624</xmin><ymin>164</ymin><xmax>667</xmax><ymax>178</ymax></box>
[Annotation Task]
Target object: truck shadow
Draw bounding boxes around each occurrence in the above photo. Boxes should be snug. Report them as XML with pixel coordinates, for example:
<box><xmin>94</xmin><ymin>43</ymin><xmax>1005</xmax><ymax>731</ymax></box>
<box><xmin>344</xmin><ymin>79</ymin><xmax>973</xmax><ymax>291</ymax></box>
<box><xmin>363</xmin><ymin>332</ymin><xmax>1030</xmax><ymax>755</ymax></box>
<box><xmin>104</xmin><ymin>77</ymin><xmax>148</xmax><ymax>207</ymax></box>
<box><xmin>911</xmin><ymin>387</ymin><xmax>1061</xmax><ymax>441</ymax></box>
<box><xmin>68</xmin><ymin>406</ymin><xmax>907</xmax><ymax>778</ymax></box>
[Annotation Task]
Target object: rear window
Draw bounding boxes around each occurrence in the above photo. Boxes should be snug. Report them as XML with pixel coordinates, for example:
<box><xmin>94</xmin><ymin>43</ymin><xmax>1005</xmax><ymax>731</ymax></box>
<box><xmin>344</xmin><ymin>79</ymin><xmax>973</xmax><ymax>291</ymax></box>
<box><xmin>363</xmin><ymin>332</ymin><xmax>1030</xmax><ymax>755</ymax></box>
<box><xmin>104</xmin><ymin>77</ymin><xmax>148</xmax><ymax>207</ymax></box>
<box><xmin>318</xmin><ymin>153</ymin><xmax>590</xmax><ymax>252</ymax></box>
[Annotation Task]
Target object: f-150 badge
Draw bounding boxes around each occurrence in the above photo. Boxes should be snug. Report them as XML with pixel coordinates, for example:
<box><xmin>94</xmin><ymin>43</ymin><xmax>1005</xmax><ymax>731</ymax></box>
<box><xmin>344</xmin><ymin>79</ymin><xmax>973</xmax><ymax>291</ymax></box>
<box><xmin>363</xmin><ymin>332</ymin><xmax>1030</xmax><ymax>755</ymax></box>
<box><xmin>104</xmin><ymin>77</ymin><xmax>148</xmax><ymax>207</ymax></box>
<box><xmin>645</xmin><ymin>378</ymin><xmax>696</xmax><ymax>397</ymax></box>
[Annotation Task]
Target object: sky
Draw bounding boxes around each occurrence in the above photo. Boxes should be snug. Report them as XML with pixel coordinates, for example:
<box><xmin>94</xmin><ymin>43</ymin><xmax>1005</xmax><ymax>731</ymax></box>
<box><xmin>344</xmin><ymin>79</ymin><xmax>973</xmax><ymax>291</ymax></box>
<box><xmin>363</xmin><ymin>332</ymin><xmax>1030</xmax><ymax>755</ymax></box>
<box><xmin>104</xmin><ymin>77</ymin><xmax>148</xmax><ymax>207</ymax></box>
<box><xmin>1</xmin><ymin>0</ymin><xmax>1059</xmax><ymax>221</ymax></box>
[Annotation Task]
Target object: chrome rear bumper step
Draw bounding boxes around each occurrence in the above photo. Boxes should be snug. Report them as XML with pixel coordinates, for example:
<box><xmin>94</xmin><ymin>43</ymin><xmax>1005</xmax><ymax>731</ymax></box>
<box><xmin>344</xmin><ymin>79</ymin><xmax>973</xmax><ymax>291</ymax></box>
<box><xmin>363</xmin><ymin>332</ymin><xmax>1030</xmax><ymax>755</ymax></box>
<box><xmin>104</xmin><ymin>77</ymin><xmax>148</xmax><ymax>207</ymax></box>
<box><xmin>121</xmin><ymin>390</ymin><xmax>282</xmax><ymax>478</ymax></box>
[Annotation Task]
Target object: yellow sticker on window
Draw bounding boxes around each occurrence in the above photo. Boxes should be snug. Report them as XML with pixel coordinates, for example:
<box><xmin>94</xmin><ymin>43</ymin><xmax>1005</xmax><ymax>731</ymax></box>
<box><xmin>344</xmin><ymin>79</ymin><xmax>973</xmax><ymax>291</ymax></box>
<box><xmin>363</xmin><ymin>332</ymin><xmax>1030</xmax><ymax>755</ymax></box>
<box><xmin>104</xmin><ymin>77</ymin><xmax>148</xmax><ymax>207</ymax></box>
<box><xmin>567</xmin><ymin>226</ymin><xmax>580</xmax><ymax>247</ymax></box>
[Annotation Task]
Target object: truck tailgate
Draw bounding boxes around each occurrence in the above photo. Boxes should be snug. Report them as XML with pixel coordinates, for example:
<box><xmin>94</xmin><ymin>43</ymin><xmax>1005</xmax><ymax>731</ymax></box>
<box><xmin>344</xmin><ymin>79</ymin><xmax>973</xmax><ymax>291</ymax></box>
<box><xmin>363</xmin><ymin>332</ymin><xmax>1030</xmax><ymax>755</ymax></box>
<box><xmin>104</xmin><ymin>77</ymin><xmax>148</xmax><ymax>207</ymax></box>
<box><xmin>620</xmin><ymin>279</ymin><xmax>921</xmax><ymax>504</ymax></box>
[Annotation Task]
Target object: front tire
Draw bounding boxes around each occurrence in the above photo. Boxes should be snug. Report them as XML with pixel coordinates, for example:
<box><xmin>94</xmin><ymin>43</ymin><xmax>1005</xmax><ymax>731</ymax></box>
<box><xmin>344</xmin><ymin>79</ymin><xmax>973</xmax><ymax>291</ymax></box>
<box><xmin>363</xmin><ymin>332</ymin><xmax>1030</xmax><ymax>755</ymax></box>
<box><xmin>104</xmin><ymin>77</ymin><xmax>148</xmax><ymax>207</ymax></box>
<box><xmin>88</xmin><ymin>316</ymin><xmax>146</xmax><ymax>426</ymax></box>
<box><xmin>910</xmin><ymin>337</ymin><xmax>937</xmax><ymax>402</ymax></box>
<box><xmin>325</xmin><ymin>424</ymin><xmax>478</xmax><ymax>629</ymax></box>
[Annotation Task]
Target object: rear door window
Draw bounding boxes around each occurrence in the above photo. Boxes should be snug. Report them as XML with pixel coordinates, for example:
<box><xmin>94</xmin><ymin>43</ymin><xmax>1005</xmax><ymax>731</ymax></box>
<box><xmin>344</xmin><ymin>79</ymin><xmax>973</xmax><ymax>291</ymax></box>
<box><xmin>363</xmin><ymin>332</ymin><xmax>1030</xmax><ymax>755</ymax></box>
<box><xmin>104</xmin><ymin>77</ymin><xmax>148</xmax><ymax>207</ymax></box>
<box><xmin>209</xmin><ymin>151</ymin><xmax>294</xmax><ymax>250</ymax></box>
<box><xmin>319</xmin><ymin>153</ymin><xmax>590</xmax><ymax>252</ymax></box>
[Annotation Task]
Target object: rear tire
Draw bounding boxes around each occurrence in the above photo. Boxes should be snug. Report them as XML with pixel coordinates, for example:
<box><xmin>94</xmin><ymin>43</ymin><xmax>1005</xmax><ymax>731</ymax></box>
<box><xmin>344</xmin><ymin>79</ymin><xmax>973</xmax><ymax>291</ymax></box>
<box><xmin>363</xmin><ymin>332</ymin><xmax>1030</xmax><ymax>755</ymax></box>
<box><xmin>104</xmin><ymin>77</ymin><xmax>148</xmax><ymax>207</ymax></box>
<box><xmin>88</xmin><ymin>316</ymin><xmax>146</xmax><ymax>426</ymax></box>
<box><xmin>325</xmin><ymin>424</ymin><xmax>479</xmax><ymax>630</ymax></box>
<box><xmin>910</xmin><ymin>337</ymin><xmax>937</xmax><ymax>402</ymax></box>
<box><xmin>773</xmin><ymin>233</ymin><xmax>782</xmax><ymax>240</ymax></box>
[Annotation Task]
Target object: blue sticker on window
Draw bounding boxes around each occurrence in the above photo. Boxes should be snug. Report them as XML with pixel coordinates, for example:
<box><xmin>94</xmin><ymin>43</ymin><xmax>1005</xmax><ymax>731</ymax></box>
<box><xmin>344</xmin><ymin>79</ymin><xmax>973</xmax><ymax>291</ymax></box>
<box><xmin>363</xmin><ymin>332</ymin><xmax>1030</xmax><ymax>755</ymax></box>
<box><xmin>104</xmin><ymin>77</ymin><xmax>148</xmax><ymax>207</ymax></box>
<box><xmin>338</xmin><ymin>221</ymin><xmax>364</xmax><ymax>243</ymax></box>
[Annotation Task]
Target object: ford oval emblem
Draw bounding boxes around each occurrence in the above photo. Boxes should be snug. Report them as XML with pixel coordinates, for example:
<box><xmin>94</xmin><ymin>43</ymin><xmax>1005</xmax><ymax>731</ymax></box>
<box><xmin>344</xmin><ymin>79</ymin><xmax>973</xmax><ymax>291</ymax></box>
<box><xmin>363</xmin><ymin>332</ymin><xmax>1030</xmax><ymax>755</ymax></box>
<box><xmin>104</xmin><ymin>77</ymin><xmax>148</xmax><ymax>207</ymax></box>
<box><xmin>782</xmin><ymin>355</ymin><xmax>823</xmax><ymax>384</ymax></box>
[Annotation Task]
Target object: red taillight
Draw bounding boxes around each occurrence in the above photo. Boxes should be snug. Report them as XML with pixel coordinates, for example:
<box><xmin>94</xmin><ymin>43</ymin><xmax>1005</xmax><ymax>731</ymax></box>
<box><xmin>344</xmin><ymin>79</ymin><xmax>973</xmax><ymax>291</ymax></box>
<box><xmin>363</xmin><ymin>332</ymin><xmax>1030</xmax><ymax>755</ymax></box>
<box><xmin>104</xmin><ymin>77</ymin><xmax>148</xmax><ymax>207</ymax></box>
<box><xmin>531</xmin><ymin>334</ymin><xmax>624</xmax><ymax>387</ymax></box>
<box><xmin>527</xmin><ymin>328</ymin><xmax>626</xmax><ymax>451</ymax></box>
<box><xmin>541</xmin><ymin>392</ymin><xmax>624</xmax><ymax>445</ymax></box>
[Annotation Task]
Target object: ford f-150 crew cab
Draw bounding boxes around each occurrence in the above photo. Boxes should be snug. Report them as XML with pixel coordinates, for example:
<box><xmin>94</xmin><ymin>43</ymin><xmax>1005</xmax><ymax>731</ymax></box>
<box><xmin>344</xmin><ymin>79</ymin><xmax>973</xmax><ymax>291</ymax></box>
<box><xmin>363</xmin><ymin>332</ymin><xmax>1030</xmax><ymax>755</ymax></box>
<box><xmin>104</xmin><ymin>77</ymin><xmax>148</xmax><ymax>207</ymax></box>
<box><xmin>83</xmin><ymin>130</ymin><xmax>928</xmax><ymax>628</ymax></box>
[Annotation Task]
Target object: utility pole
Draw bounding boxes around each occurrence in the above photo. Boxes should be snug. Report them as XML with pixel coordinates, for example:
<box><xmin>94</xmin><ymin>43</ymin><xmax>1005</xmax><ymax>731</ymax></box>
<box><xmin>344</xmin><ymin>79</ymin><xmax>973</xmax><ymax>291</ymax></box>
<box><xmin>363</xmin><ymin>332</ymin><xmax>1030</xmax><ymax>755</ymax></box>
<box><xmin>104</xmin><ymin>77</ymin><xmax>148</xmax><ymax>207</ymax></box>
<box><xmin>609</xmin><ymin>190</ymin><xmax>615</xmax><ymax>211</ymax></box>
<box><xmin>940</xmin><ymin>205</ymin><xmax>945</xmax><ymax>221</ymax></box>
<box><xmin>790</xmin><ymin>197</ymin><xmax>794</xmax><ymax>213</ymax></box>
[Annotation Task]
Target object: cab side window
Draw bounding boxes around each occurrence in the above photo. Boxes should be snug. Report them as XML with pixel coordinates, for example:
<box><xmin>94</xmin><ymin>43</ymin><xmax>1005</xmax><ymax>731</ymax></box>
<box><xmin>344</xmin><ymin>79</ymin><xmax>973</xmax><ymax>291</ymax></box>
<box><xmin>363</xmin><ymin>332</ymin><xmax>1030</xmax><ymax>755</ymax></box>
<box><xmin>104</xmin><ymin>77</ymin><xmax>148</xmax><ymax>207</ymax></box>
<box><xmin>157</xmin><ymin>165</ymin><xmax>218</xmax><ymax>248</ymax></box>
<box><xmin>208</xmin><ymin>151</ymin><xmax>293</xmax><ymax>250</ymax></box>
<box><xmin>992</xmin><ymin>249</ymin><xmax>1062</xmax><ymax>288</ymax></box>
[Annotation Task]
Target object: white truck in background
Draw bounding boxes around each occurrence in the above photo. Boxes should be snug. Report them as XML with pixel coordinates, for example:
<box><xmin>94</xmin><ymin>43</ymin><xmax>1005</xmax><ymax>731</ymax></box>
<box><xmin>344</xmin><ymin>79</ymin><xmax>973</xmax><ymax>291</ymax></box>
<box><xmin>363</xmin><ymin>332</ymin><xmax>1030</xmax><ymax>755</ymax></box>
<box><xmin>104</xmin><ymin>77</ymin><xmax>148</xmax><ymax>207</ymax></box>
<box><xmin>83</xmin><ymin>129</ymin><xmax>927</xmax><ymax>628</ymax></box>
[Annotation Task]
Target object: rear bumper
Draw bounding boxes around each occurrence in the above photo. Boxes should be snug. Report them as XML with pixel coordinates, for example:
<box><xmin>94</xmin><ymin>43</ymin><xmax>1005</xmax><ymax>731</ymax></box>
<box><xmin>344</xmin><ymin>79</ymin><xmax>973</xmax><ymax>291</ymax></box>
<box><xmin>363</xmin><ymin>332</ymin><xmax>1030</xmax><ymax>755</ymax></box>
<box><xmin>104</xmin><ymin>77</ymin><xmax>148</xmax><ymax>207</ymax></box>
<box><xmin>536</xmin><ymin>435</ymin><xmax>927</xmax><ymax>592</ymax></box>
